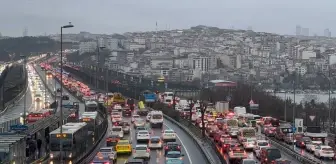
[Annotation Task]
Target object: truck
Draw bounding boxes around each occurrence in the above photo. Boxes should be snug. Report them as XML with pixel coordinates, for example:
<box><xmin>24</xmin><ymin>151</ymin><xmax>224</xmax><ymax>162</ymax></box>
<box><xmin>112</xmin><ymin>93</ymin><xmax>126</xmax><ymax>105</ymax></box>
<box><xmin>137</xmin><ymin>101</ymin><xmax>149</xmax><ymax>116</ymax></box>
<box><xmin>227</xmin><ymin>119</ymin><xmax>239</xmax><ymax>137</ymax></box>
<box><xmin>234</xmin><ymin>106</ymin><xmax>246</xmax><ymax>116</ymax></box>
<box><xmin>215</xmin><ymin>101</ymin><xmax>229</xmax><ymax>114</ymax></box>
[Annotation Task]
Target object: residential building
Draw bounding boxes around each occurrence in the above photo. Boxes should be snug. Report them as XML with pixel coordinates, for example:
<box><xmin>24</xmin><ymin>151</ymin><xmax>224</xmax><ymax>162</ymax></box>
<box><xmin>79</xmin><ymin>40</ymin><xmax>97</xmax><ymax>55</ymax></box>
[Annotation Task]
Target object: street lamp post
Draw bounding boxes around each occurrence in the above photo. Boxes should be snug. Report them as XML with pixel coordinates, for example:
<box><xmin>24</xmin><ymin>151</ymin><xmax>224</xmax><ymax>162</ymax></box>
<box><xmin>96</xmin><ymin>45</ymin><xmax>105</xmax><ymax>90</ymax></box>
<box><xmin>292</xmin><ymin>71</ymin><xmax>297</xmax><ymax>150</ymax></box>
<box><xmin>200</xmin><ymin>101</ymin><xmax>207</xmax><ymax>138</ymax></box>
<box><xmin>20</xmin><ymin>55</ymin><xmax>27</xmax><ymax>125</ymax></box>
<box><xmin>60</xmin><ymin>22</ymin><xmax>74</xmax><ymax>163</ymax></box>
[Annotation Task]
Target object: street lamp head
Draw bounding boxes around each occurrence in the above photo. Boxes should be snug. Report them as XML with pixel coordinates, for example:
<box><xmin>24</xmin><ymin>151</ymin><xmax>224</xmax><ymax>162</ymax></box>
<box><xmin>62</xmin><ymin>22</ymin><xmax>74</xmax><ymax>28</ymax></box>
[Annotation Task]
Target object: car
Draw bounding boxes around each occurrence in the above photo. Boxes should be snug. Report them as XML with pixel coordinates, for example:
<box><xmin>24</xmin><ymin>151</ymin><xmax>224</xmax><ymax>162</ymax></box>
<box><xmin>116</xmin><ymin>140</ymin><xmax>132</xmax><ymax>154</ymax></box>
<box><xmin>164</xmin><ymin>142</ymin><xmax>181</xmax><ymax>156</ymax></box>
<box><xmin>306</xmin><ymin>141</ymin><xmax>322</xmax><ymax>153</ymax></box>
<box><xmin>253</xmin><ymin>140</ymin><xmax>270</xmax><ymax>159</ymax></box>
<box><xmin>34</xmin><ymin>93</ymin><xmax>42</xmax><ymax>102</ymax></box>
<box><xmin>111</xmin><ymin>126</ymin><xmax>124</xmax><ymax>138</ymax></box>
<box><xmin>124</xmin><ymin>158</ymin><xmax>145</xmax><ymax>164</ymax></box>
<box><xmin>243</xmin><ymin>138</ymin><xmax>256</xmax><ymax>150</ymax></box>
<box><xmin>314</xmin><ymin>145</ymin><xmax>335</xmax><ymax>159</ymax></box>
<box><xmin>260</xmin><ymin>148</ymin><xmax>288</xmax><ymax>164</ymax></box>
<box><xmin>162</xmin><ymin>129</ymin><xmax>176</xmax><ymax>141</ymax></box>
<box><xmin>122</xmin><ymin>107</ymin><xmax>132</xmax><ymax>116</ymax></box>
<box><xmin>132</xmin><ymin>115</ymin><xmax>140</xmax><ymax>123</ymax></box>
<box><xmin>146</xmin><ymin>113</ymin><xmax>151</xmax><ymax>122</ymax></box>
<box><xmin>136</xmin><ymin>130</ymin><xmax>150</xmax><ymax>142</ymax></box>
<box><xmin>265</xmin><ymin>127</ymin><xmax>276</xmax><ymax>137</ymax></box>
<box><xmin>149</xmin><ymin>111</ymin><xmax>163</xmax><ymax>128</ymax></box>
<box><xmin>98</xmin><ymin>147</ymin><xmax>117</xmax><ymax>163</ymax></box>
<box><xmin>222</xmin><ymin>140</ymin><xmax>239</xmax><ymax>153</ymax></box>
<box><xmin>295</xmin><ymin>136</ymin><xmax>312</xmax><ymax>148</ymax></box>
<box><xmin>120</xmin><ymin>121</ymin><xmax>130</xmax><ymax>134</ymax></box>
<box><xmin>134</xmin><ymin>118</ymin><xmax>146</xmax><ymax>128</ymax></box>
<box><xmin>91</xmin><ymin>152</ymin><xmax>114</xmax><ymax>164</ymax></box>
<box><xmin>111</xmin><ymin>112</ymin><xmax>122</xmax><ymax>123</ymax></box>
<box><xmin>148</xmin><ymin>136</ymin><xmax>163</xmax><ymax>149</ymax></box>
<box><xmin>133</xmin><ymin>145</ymin><xmax>150</xmax><ymax>159</ymax></box>
<box><xmin>165</xmin><ymin>151</ymin><xmax>185</xmax><ymax>164</ymax></box>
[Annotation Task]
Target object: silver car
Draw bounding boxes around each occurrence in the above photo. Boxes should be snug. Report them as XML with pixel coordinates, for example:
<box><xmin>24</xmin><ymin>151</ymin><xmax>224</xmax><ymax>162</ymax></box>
<box><xmin>148</xmin><ymin>136</ymin><xmax>163</xmax><ymax>149</ymax></box>
<box><xmin>134</xmin><ymin>118</ymin><xmax>146</xmax><ymax>128</ymax></box>
<box><xmin>133</xmin><ymin>145</ymin><xmax>150</xmax><ymax>159</ymax></box>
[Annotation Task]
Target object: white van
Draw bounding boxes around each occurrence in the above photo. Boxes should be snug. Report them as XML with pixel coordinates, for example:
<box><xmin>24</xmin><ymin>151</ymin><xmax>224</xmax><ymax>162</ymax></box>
<box><xmin>150</xmin><ymin>111</ymin><xmax>163</xmax><ymax>128</ymax></box>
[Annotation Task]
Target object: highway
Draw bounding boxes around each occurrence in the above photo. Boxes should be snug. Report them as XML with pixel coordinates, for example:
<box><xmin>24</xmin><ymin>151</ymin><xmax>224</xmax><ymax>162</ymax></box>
<box><xmin>35</xmin><ymin>67</ymin><xmax>85</xmax><ymax>114</ymax></box>
<box><xmin>65</xmin><ymin>68</ymin><xmax>202</xmax><ymax>164</ymax></box>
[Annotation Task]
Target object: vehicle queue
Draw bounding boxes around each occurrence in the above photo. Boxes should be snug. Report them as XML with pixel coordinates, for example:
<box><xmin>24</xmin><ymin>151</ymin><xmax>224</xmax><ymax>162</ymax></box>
<box><xmin>41</xmin><ymin>63</ymin><xmax>188</xmax><ymax>164</ymax></box>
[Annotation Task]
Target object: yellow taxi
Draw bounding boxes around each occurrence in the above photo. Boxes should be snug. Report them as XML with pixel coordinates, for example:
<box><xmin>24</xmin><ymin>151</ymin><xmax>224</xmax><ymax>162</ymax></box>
<box><xmin>116</xmin><ymin>140</ymin><xmax>132</xmax><ymax>154</ymax></box>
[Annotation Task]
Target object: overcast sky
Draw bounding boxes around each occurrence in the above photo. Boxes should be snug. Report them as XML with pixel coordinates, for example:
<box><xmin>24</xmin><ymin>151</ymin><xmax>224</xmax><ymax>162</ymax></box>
<box><xmin>0</xmin><ymin>0</ymin><xmax>335</xmax><ymax>37</ymax></box>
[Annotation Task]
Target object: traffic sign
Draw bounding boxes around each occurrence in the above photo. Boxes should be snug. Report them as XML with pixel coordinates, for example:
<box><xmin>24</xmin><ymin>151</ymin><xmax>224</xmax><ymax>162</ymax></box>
<box><xmin>10</xmin><ymin>124</ymin><xmax>28</xmax><ymax>131</ymax></box>
<box><xmin>309</xmin><ymin>115</ymin><xmax>316</xmax><ymax>121</ymax></box>
<box><xmin>249</xmin><ymin>104</ymin><xmax>259</xmax><ymax>110</ymax></box>
<box><xmin>249</xmin><ymin>100</ymin><xmax>254</xmax><ymax>104</ymax></box>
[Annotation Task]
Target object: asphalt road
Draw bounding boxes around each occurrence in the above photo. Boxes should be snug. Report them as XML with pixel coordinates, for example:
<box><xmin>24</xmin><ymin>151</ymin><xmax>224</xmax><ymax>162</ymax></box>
<box><xmin>35</xmin><ymin>67</ymin><xmax>85</xmax><ymax>114</ymax></box>
<box><xmin>0</xmin><ymin>75</ymin><xmax>33</xmax><ymax>124</ymax></box>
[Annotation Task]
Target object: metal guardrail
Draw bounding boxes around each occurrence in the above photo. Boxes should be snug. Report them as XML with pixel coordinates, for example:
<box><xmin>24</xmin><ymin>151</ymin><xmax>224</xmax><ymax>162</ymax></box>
<box><xmin>162</xmin><ymin>114</ymin><xmax>219</xmax><ymax>164</ymax></box>
<box><xmin>267</xmin><ymin>137</ymin><xmax>323</xmax><ymax>164</ymax></box>
<box><xmin>0</xmin><ymin>70</ymin><xmax>28</xmax><ymax>117</ymax></box>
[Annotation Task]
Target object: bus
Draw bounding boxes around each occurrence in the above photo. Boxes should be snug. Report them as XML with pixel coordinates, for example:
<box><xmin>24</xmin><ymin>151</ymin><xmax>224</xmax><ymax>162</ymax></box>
<box><xmin>85</xmin><ymin>101</ymin><xmax>98</xmax><ymax>112</ymax></box>
<box><xmin>26</xmin><ymin>111</ymin><xmax>51</xmax><ymax>123</ymax></box>
<box><xmin>49</xmin><ymin>122</ymin><xmax>92</xmax><ymax>162</ymax></box>
<box><xmin>79</xmin><ymin>112</ymin><xmax>102</xmax><ymax>138</ymax></box>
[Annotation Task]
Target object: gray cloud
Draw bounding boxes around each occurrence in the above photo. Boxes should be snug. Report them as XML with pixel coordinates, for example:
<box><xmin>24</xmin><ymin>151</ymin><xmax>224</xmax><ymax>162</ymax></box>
<box><xmin>0</xmin><ymin>0</ymin><xmax>335</xmax><ymax>36</ymax></box>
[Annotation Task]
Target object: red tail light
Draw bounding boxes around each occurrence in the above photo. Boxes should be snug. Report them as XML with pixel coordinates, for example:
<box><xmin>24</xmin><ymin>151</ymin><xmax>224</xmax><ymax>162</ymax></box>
<box><xmin>165</xmin><ymin>146</ymin><xmax>168</xmax><ymax>149</ymax></box>
<box><xmin>301</xmin><ymin>142</ymin><xmax>304</xmax><ymax>145</ymax></box>
<box><xmin>39</xmin><ymin>114</ymin><xmax>43</xmax><ymax>117</ymax></box>
<box><xmin>177</xmin><ymin>146</ymin><xmax>181</xmax><ymax>150</ymax></box>
<box><xmin>133</xmin><ymin>149</ymin><xmax>136</xmax><ymax>153</ymax></box>
<box><xmin>146</xmin><ymin>149</ymin><xmax>150</xmax><ymax>153</ymax></box>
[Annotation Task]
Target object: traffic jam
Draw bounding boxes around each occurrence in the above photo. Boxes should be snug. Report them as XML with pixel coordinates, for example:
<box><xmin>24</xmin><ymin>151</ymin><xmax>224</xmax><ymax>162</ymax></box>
<box><xmin>23</xmin><ymin>64</ymin><xmax>54</xmax><ymax>124</ymax></box>
<box><xmin>166</xmin><ymin>93</ymin><xmax>334</xmax><ymax>164</ymax></box>
<box><xmin>40</xmin><ymin>63</ymin><xmax>188</xmax><ymax>164</ymax></box>
<box><xmin>41</xmin><ymin>62</ymin><xmax>336</xmax><ymax>164</ymax></box>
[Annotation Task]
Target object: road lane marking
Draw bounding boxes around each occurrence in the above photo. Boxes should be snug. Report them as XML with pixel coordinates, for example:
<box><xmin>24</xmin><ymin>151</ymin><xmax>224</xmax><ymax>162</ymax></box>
<box><xmin>163</xmin><ymin>123</ymin><xmax>193</xmax><ymax>164</ymax></box>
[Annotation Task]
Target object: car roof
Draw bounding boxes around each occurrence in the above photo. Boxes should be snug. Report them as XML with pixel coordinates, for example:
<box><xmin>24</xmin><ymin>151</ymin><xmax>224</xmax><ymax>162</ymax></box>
<box><xmin>136</xmin><ymin>144</ymin><xmax>148</xmax><ymax>148</ymax></box>
<box><xmin>150</xmin><ymin>136</ymin><xmax>160</xmax><ymax>139</ymax></box>
<box><xmin>164</xmin><ymin>129</ymin><xmax>174</xmax><ymax>132</ymax></box>
<box><xmin>118</xmin><ymin>140</ymin><xmax>129</xmax><ymax>144</ymax></box>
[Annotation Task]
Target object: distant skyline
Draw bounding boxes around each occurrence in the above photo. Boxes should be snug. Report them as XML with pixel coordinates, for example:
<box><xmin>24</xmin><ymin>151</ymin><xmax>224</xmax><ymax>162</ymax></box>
<box><xmin>0</xmin><ymin>0</ymin><xmax>335</xmax><ymax>37</ymax></box>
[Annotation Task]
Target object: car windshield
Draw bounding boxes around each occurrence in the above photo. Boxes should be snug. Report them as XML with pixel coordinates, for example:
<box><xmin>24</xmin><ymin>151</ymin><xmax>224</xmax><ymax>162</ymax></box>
<box><xmin>136</xmin><ymin>146</ymin><xmax>147</xmax><ymax>150</ymax></box>
<box><xmin>322</xmin><ymin>148</ymin><xmax>333</xmax><ymax>151</ymax></box>
<box><xmin>152</xmin><ymin>114</ymin><xmax>162</xmax><ymax>119</ymax></box>
<box><xmin>112</xmin><ymin>128</ymin><xmax>121</xmax><ymax>131</ymax></box>
<box><xmin>100</xmin><ymin>148</ymin><xmax>112</xmax><ymax>152</ymax></box>
<box><xmin>165</xmin><ymin>131</ymin><xmax>174</xmax><ymax>133</ymax></box>
<box><xmin>166</xmin><ymin>152</ymin><xmax>181</xmax><ymax>158</ymax></box>
<box><xmin>133</xmin><ymin>115</ymin><xmax>140</xmax><ymax>118</ymax></box>
<box><xmin>258</xmin><ymin>142</ymin><xmax>268</xmax><ymax>146</ymax></box>
<box><xmin>139</xmin><ymin>131</ymin><xmax>148</xmax><ymax>134</ymax></box>
<box><xmin>151</xmin><ymin>138</ymin><xmax>160</xmax><ymax>143</ymax></box>
<box><xmin>135</xmin><ymin>119</ymin><xmax>144</xmax><ymax>123</ymax></box>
